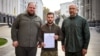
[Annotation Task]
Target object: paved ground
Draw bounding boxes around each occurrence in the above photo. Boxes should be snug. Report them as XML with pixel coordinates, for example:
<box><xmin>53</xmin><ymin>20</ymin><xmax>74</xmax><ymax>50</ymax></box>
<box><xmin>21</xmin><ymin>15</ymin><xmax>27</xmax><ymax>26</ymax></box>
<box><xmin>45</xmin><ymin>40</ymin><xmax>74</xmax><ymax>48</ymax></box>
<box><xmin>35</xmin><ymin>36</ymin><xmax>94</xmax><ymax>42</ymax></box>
<box><xmin>86</xmin><ymin>28</ymin><xmax>100</xmax><ymax>56</ymax></box>
<box><xmin>0</xmin><ymin>26</ymin><xmax>100</xmax><ymax>56</ymax></box>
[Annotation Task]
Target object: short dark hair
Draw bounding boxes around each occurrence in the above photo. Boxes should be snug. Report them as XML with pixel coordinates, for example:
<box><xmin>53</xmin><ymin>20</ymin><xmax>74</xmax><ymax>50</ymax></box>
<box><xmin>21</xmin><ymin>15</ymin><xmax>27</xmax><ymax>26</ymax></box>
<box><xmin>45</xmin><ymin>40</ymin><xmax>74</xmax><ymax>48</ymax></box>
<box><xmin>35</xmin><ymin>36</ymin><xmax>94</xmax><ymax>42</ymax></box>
<box><xmin>47</xmin><ymin>12</ymin><xmax>54</xmax><ymax>16</ymax></box>
<box><xmin>27</xmin><ymin>2</ymin><xmax>36</xmax><ymax>7</ymax></box>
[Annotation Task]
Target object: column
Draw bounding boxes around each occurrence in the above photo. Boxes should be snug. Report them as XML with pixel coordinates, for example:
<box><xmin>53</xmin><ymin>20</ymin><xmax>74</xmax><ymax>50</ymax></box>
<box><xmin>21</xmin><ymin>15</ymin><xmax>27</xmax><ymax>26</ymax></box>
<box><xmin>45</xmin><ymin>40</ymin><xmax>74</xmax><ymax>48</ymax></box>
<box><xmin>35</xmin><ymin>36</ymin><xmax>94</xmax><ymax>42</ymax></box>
<box><xmin>4</xmin><ymin>0</ymin><xmax>7</xmax><ymax>14</ymax></box>
<box><xmin>0</xmin><ymin>0</ymin><xmax>2</xmax><ymax>12</ymax></box>
<box><xmin>96</xmin><ymin>0</ymin><xmax>100</xmax><ymax>21</ymax></box>
<box><xmin>9</xmin><ymin>0</ymin><xmax>13</xmax><ymax>15</ymax></box>
<box><xmin>92</xmin><ymin>0</ymin><xmax>97</xmax><ymax>21</ymax></box>
<box><xmin>6</xmin><ymin>0</ymin><xmax>9</xmax><ymax>14</ymax></box>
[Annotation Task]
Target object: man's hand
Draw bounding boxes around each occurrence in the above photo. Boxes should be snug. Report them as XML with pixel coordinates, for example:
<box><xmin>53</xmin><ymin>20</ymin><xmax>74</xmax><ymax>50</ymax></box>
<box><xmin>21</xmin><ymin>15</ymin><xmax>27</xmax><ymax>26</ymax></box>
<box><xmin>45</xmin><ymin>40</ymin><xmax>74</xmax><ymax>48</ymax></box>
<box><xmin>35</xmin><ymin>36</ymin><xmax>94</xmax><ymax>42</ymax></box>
<box><xmin>13</xmin><ymin>41</ymin><xmax>19</xmax><ymax>47</ymax></box>
<box><xmin>82</xmin><ymin>49</ymin><xmax>87</xmax><ymax>56</ymax></box>
<box><xmin>37</xmin><ymin>42</ymin><xmax>42</xmax><ymax>48</ymax></box>
<box><xmin>54</xmin><ymin>35</ymin><xmax>59</xmax><ymax>40</ymax></box>
<box><xmin>62</xmin><ymin>45</ymin><xmax>65</xmax><ymax>52</ymax></box>
<box><xmin>37</xmin><ymin>44</ymin><xmax>41</xmax><ymax>48</ymax></box>
<box><xmin>41</xmin><ymin>42</ymin><xmax>45</xmax><ymax>47</ymax></box>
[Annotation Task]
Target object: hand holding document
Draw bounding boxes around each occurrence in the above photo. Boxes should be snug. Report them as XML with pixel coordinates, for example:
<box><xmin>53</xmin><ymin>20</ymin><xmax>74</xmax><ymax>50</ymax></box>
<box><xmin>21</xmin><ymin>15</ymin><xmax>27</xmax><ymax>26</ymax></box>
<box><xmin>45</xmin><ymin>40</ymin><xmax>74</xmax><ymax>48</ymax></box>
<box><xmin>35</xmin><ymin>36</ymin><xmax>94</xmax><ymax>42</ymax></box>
<box><xmin>44</xmin><ymin>33</ymin><xmax>55</xmax><ymax>48</ymax></box>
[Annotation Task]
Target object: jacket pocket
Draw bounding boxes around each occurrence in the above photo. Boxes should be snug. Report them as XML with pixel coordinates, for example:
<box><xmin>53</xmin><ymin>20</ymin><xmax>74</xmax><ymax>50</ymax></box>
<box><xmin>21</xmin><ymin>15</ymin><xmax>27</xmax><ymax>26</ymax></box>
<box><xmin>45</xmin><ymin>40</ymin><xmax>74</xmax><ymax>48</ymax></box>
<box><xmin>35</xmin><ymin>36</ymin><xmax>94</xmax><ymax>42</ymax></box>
<box><xmin>34</xmin><ymin>21</ymin><xmax>41</xmax><ymax>28</ymax></box>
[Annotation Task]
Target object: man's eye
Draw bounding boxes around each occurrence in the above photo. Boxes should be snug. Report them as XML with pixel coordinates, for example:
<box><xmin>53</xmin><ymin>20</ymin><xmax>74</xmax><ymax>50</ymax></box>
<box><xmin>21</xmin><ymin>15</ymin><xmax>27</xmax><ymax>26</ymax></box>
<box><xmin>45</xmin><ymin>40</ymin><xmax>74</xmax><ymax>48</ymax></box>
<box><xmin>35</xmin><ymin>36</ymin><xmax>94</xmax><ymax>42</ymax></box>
<box><xmin>33</xmin><ymin>8</ymin><xmax>35</xmax><ymax>9</ymax></box>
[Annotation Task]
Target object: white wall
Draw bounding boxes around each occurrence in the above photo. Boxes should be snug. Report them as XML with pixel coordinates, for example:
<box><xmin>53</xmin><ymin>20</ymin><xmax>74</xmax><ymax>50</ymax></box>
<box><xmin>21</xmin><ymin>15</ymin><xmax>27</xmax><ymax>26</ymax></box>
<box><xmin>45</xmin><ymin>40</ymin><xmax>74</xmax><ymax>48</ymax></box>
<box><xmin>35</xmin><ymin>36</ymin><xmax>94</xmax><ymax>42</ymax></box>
<box><xmin>9</xmin><ymin>0</ymin><xmax>13</xmax><ymax>15</ymax></box>
<box><xmin>2</xmin><ymin>0</ymin><xmax>7</xmax><ymax>14</ymax></box>
<box><xmin>60</xmin><ymin>3</ymin><xmax>69</xmax><ymax>17</ymax></box>
<box><xmin>0</xmin><ymin>0</ymin><xmax>19</xmax><ymax>15</ymax></box>
<box><xmin>60</xmin><ymin>2</ymin><xmax>73</xmax><ymax>17</ymax></box>
<box><xmin>36</xmin><ymin>0</ymin><xmax>43</xmax><ymax>20</ymax></box>
<box><xmin>0</xmin><ymin>0</ymin><xmax>3</xmax><ymax>12</ymax></box>
<box><xmin>74</xmin><ymin>0</ymin><xmax>83</xmax><ymax>17</ymax></box>
<box><xmin>6</xmin><ymin>0</ymin><xmax>9</xmax><ymax>14</ymax></box>
<box><xmin>0</xmin><ymin>0</ymin><xmax>43</xmax><ymax>19</ymax></box>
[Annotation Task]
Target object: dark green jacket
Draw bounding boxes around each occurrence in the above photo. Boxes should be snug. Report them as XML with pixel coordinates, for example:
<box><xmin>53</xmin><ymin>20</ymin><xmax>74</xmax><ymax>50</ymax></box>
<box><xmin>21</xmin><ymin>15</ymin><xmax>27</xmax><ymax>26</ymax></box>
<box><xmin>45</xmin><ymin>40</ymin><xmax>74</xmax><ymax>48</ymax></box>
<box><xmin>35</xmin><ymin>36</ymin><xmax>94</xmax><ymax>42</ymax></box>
<box><xmin>11</xmin><ymin>13</ymin><xmax>42</xmax><ymax>47</ymax></box>
<box><xmin>40</xmin><ymin>23</ymin><xmax>63</xmax><ymax>51</ymax></box>
<box><xmin>61</xmin><ymin>15</ymin><xmax>90</xmax><ymax>52</ymax></box>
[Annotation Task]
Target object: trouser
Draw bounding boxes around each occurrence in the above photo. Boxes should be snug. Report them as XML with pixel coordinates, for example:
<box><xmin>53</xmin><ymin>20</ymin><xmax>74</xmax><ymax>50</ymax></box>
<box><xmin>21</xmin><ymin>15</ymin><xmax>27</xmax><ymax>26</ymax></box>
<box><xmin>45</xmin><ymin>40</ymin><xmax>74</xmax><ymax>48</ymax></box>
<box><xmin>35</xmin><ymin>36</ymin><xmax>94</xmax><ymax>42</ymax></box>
<box><xmin>65</xmin><ymin>52</ymin><xmax>82</xmax><ymax>56</ymax></box>
<box><xmin>41</xmin><ymin>50</ymin><xmax>58</xmax><ymax>56</ymax></box>
<box><xmin>15</xmin><ymin>46</ymin><xmax>37</xmax><ymax>56</ymax></box>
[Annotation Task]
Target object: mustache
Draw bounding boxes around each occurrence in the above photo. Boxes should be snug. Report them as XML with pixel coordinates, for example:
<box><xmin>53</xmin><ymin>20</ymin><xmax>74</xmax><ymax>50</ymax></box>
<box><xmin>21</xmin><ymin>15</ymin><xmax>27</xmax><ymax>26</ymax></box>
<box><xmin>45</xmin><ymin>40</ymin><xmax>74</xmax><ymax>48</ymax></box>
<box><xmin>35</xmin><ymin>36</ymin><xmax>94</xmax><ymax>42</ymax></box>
<box><xmin>47</xmin><ymin>21</ymin><xmax>53</xmax><ymax>24</ymax></box>
<box><xmin>70</xmin><ymin>12</ymin><xmax>74</xmax><ymax>13</ymax></box>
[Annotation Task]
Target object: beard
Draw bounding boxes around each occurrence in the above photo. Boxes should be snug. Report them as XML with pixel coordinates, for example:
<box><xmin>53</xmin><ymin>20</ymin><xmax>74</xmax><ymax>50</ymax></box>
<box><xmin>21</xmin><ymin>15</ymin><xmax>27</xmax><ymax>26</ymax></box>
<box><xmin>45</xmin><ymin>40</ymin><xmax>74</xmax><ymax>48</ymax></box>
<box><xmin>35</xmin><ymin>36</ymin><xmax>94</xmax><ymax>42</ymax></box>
<box><xmin>70</xmin><ymin>13</ymin><xmax>75</xmax><ymax>17</ymax></box>
<box><xmin>47</xmin><ymin>21</ymin><xmax>53</xmax><ymax>24</ymax></box>
<box><xmin>69</xmin><ymin>13</ymin><xmax>76</xmax><ymax>19</ymax></box>
<box><xmin>69</xmin><ymin>12</ymin><xmax>77</xmax><ymax>17</ymax></box>
<box><xmin>27</xmin><ymin>11</ymin><xmax>35</xmax><ymax>16</ymax></box>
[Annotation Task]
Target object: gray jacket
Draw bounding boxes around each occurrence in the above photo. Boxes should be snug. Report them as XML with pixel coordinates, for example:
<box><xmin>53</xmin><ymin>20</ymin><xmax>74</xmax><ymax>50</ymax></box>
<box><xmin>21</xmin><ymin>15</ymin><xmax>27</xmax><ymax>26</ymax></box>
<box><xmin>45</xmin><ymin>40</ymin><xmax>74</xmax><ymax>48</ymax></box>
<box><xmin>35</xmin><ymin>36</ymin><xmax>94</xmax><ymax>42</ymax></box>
<box><xmin>11</xmin><ymin>13</ymin><xmax>42</xmax><ymax>47</ymax></box>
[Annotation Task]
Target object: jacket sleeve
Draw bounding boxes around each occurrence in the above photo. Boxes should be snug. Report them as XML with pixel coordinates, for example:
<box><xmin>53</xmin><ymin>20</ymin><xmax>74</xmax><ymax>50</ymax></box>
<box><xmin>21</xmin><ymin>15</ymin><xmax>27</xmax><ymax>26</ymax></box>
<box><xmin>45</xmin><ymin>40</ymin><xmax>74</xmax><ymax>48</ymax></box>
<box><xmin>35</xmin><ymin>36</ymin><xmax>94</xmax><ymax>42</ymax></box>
<box><xmin>38</xmin><ymin>17</ymin><xmax>43</xmax><ymax>43</ymax></box>
<box><xmin>61</xmin><ymin>20</ymin><xmax>65</xmax><ymax>45</ymax></box>
<box><xmin>11</xmin><ymin>15</ymin><xmax>20</xmax><ymax>41</ymax></box>
<box><xmin>82</xmin><ymin>19</ymin><xmax>90</xmax><ymax>49</ymax></box>
<box><xmin>38</xmin><ymin>27</ymin><xmax>43</xmax><ymax>43</ymax></box>
<box><xmin>57</xmin><ymin>26</ymin><xmax>63</xmax><ymax>41</ymax></box>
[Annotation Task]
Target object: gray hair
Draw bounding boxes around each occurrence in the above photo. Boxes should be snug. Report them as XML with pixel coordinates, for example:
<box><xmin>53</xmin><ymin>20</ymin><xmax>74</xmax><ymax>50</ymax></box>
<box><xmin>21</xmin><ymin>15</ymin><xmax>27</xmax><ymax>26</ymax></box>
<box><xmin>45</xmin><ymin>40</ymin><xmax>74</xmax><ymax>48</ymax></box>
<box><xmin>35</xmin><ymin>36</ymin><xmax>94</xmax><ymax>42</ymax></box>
<box><xmin>69</xmin><ymin>3</ymin><xmax>79</xmax><ymax>9</ymax></box>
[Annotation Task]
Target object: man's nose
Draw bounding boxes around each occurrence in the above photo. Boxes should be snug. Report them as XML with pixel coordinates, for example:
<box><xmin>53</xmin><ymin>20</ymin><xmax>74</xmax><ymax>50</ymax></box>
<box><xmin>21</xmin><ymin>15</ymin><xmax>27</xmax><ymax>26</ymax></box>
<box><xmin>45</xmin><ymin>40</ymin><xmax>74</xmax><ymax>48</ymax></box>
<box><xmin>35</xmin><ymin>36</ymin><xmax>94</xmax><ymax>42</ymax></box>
<box><xmin>70</xmin><ymin>9</ymin><xmax>74</xmax><ymax>11</ymax></box>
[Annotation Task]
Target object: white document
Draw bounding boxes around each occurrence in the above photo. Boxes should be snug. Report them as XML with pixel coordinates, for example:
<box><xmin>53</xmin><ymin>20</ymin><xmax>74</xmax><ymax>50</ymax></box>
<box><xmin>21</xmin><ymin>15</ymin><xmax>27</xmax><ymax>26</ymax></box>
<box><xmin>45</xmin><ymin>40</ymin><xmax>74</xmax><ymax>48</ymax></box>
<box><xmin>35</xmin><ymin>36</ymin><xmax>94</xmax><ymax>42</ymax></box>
<box><xmin>44</xmin><ymin>33</ymin><xmax>55</xmax><ymax>48</ymax></box>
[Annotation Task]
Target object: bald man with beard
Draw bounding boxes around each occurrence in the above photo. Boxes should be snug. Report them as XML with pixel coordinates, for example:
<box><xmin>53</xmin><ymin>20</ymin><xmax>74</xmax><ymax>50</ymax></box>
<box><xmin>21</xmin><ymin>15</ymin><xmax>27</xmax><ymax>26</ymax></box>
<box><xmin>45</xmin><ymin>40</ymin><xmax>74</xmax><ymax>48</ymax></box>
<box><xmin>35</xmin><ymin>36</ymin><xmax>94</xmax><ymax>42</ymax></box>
<box><xmin>61</xmin><ymin>4</ymin><xmax>90</xmax><ymax>56</ymax></box>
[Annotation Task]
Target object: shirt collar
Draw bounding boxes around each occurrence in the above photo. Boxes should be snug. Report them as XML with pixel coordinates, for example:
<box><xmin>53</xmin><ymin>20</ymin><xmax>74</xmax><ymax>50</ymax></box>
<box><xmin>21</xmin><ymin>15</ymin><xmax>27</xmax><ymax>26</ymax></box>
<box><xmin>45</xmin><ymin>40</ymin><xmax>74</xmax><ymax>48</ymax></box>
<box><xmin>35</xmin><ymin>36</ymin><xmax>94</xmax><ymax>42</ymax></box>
<box><xmin>46</xmin><ymin>23</ymin><xmax>55</xmax><ymax>27</ymax></box>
